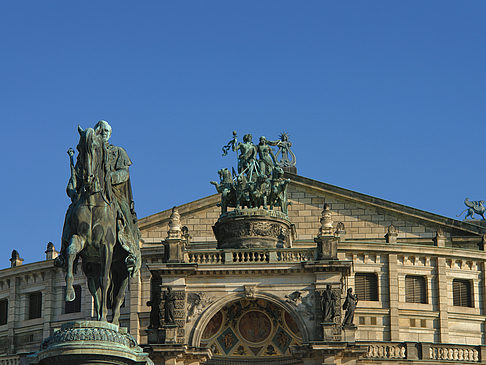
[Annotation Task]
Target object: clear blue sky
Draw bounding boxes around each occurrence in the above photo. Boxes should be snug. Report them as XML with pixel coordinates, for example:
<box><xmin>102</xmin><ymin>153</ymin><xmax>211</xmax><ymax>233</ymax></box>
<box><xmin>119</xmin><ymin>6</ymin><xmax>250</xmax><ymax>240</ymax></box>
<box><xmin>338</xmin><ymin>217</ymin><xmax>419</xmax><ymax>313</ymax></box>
<box><xmin>1</xmin><ymin>1</ymin><xmax>485</xmax><ymax>265</ymax></box>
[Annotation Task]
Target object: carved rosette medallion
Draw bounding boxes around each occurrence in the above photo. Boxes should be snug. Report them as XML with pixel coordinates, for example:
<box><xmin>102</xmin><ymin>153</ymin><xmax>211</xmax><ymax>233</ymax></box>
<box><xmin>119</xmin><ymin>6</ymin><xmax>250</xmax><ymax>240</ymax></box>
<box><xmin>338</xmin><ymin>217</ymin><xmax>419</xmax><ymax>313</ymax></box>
<box><xmin>213</xmin><ymin>209</ymin><xmax>293</xmax><ymax>249</ymax></box>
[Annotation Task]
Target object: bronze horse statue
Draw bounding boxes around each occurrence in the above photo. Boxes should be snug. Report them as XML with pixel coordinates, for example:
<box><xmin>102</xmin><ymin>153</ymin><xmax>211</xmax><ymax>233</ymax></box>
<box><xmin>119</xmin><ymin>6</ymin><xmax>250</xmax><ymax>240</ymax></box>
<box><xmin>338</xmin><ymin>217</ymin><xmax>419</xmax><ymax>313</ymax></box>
<box><xmin>56</xmin><ymin>125</ymin><xmax>136</xmax><ymax>325</ymax></box>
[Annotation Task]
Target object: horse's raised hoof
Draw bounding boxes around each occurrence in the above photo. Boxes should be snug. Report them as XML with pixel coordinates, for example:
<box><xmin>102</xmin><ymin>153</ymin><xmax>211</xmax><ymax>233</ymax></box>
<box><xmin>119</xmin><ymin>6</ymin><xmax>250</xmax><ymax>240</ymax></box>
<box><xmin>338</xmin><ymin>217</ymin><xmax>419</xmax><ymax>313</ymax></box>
<box><xmin>66</xmin><ymin>287</ymin><xmax>76</xmax><ymax>302</ymax></box>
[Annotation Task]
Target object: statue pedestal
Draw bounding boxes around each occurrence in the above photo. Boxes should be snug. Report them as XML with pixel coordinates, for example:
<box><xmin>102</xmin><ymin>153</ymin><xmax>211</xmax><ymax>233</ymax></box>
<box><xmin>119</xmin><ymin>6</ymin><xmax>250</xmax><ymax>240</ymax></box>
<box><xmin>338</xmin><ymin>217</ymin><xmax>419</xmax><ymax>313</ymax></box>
<box><xmin>321</xmin><ymin>322</ymin><xmax>338</xmax><ymax>341</ymax></box>
<box><xmin>146</xmin><ymin>328</ymin><xmax>163</xmax><ymax>344</ymax></box>
<box><xmin>342</xmin><ymin>325</ymin><xmax>357</xmax><ymax>342</ymax></box>
<box><xmin>314</xmin><ymin>235</ymin><xmax>338</xmax><ymax>259</ymax></box>
<box><xmin>27</xmin><ymin>321</ymin><xmax>153</xmax><ymax>365</ymax></box>
<box><xmin>213</xmin><ymin>209</ymin><xmax>294</xmax><ymax>249</ymax></box>
<box><xmin>162</xmin><ymin>324</ymin><xmax>178</xmax><ymax>344</ymax></box>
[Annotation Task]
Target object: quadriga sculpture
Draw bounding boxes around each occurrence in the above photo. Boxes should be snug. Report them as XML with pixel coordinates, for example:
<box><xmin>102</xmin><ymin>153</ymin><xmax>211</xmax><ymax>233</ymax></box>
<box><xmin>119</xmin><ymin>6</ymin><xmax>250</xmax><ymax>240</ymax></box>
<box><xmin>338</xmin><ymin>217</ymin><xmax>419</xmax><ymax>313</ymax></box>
<box><xmin>56</xmin><ymin>121</ymin><xmax>141</xmax><ymax>325</ymax></box>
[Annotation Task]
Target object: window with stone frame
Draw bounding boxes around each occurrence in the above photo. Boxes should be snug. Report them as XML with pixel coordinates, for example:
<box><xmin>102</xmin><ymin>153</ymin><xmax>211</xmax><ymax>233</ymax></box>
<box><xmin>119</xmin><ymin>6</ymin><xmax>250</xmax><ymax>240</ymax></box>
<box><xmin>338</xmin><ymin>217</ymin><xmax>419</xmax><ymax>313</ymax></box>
<box><xmin>355</xmin><ymin>273</ymin><xmax>378</xmax><ymax>301</ymax></box>
<box><xmin>64</xmin><ymin>285</ymin><xmax>82</xmax><ymax>314</ymax></box>
<box><xmin>28</xmin><ymin>292</ymin><xmax>42</xmax><ymax>319</ymax></box>
<box><xmin>0</xmin><ymin>299</ymin><xmax>7</xmax><ymax>325</ymax></box>
<box><xmin>405</xmin><ymin>275</ymin><xmax>427</xmax><ymax>304</ymax></box>
<box><xmin>453</xmin><ymin>279</ymin><xmax>473</xmax><ymax>307</ymax></box>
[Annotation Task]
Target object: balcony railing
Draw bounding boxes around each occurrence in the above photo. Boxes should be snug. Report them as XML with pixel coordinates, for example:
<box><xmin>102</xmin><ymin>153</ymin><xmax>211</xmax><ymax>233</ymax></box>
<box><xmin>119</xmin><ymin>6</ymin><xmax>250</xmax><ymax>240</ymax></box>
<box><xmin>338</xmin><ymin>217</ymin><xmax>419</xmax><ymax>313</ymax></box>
<box><xmin>360</xmin><ymin>342</ymin><xmax>483</xmax><ymax>362</ymax></box>
<box><xmin>185</xmin><ymin>248</ymin><xmax>315</xmax><ymax>265</ymax></box>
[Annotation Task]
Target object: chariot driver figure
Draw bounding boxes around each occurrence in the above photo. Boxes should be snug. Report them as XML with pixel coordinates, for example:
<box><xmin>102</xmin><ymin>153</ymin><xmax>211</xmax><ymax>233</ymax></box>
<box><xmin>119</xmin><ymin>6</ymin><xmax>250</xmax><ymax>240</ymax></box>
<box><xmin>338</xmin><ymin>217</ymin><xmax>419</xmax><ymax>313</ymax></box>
<box><xmin>58</xmin><ymin>120</ymin><xmax>141</xmax><ymax>276</ymax></box>
<box><xmin>233</xmin><ymin>133</ymin><xmax>258</xmax><ymax>175</ymax></box>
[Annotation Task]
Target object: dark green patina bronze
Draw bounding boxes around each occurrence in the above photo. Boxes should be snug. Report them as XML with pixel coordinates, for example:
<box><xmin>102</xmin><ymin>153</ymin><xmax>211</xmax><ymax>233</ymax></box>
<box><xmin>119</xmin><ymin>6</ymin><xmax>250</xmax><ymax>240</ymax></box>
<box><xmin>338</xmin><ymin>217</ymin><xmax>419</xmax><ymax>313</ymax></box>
<box><xmin>211</xmin><ymin>131</ymin><xmax>294</xmax><ymax>216</ymax></box>
<box><xmin>55</xmin><ymin>121</ymin><xmax>141</xmax><ymax>325</ymax></box>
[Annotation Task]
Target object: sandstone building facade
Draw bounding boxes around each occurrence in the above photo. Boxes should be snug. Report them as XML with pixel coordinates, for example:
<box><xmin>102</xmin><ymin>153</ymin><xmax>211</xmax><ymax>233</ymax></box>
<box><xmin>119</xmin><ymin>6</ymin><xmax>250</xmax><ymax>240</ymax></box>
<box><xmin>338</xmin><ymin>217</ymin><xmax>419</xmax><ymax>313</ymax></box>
<box><xmin>1</xmin><ymin>173</ymin><xmax>486</xmax><ymax>364</ymax></box>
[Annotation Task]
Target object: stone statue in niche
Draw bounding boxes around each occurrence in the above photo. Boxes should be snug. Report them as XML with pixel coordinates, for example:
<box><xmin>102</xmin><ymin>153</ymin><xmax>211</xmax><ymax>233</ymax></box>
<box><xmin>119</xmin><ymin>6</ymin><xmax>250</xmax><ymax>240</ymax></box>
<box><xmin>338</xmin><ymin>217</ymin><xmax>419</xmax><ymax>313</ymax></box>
<box><xmin>163</xmin><ymin>287</ymin><xmax>176</xmax><ymax>325</ymax></box>
<box><xmin>147</xmin><ymin>289</ymin><xmax>162</xmax><ymax>329</ymax></box>
<box><xmin>321</xmin><ymin>285</ymin><xmax>337</xmax><ymax>322</ymax></box>
<box><xmin>342</xmin><ymin>288</ymin><xmax>358</xmax><ymax>328</ymax></box>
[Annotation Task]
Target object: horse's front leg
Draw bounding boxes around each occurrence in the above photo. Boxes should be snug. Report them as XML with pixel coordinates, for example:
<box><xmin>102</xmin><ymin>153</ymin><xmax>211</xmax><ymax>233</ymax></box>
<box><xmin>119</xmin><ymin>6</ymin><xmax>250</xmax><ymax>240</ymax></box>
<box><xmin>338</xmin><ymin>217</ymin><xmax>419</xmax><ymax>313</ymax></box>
<box><xmin>66</xmin><ymin>234</ymin><xmax>85</xmax><ymax>301</ymax></box>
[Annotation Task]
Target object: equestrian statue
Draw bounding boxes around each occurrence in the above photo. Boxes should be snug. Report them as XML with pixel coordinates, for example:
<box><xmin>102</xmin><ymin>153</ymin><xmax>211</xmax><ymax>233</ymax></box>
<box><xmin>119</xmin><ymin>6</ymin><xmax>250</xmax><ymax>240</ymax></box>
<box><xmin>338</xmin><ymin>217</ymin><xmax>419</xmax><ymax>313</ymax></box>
<box><xmin>55</xmin><ymin>121</ymin><xmax>141</xmax><ymax>325</ymax></box>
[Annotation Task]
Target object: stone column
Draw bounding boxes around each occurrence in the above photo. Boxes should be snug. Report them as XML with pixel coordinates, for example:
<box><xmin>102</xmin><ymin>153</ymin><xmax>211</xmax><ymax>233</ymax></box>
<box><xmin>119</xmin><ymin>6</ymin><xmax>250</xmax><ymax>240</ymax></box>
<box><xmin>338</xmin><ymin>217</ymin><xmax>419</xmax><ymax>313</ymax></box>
<box><xmin>437</xmin><ymin>257</ymin><xmax>449</xmax><ymax>343</ymax></box>
<box><xmin>388</xmin><ymin>254</ymin><xmax>400</xmax><ymax>341</ymax></box>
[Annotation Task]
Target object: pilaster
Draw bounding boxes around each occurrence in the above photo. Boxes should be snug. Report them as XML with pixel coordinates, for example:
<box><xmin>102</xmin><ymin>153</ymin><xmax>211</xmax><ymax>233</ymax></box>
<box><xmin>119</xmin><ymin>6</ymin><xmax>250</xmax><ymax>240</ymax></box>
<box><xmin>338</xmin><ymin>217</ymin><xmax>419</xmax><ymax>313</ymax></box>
<box><xmin>42</xmin><ymin>269</ymin><xmax>55</xmax><ymax>339</ymax></box>
<box><xmin>437</xmin><ymin>256</ymin><xmax>449</xmax><ymax>343</ymax></box>
<box><xmin>388</xmin><ymin>253</ymin><xmax>399</xmax><ymax>341</ymax></box>
<box><xmin>8</xmin><ymin>276</ymin><xmax>17</xmax><ymax>353</ymax></box>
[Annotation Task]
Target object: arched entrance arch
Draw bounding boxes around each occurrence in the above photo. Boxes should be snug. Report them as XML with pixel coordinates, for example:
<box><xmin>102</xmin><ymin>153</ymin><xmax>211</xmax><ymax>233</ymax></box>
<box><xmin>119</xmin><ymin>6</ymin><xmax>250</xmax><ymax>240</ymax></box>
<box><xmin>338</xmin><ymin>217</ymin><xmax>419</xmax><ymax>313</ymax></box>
<box><xmin>190</xmin><ymin>293</ymin><xmax>307</xmax><ymax>363</ymax></box>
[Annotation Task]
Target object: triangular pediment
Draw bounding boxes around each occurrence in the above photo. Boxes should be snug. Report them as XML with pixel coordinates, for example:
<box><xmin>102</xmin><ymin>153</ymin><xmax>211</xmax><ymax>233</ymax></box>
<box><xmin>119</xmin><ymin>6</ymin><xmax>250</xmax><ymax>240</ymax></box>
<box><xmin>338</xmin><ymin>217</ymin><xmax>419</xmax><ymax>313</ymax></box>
<box><xmin>138</xmin><ymin>173</ymin><xmax>484</xmax><ymax>247</ymax></box>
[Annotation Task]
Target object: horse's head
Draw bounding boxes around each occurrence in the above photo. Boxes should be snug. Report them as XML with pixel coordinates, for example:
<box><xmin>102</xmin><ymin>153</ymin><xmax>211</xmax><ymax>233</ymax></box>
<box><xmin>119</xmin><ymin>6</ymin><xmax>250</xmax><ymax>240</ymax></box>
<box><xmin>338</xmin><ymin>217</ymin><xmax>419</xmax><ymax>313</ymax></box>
<box><xmin>77</xmin><ymin>126</ymin><xmax>104</xmax><ymax>194</ymax></box>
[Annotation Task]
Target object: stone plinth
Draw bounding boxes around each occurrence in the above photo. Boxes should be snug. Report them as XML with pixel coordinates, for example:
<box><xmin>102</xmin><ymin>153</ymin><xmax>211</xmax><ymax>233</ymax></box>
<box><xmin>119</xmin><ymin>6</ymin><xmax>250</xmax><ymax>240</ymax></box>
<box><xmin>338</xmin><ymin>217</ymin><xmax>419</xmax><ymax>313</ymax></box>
<box><xmin>342</xmin><ymin>326</ymin><xmax>357</xmax><ymax>342</ymax></box>
<box><xmin>321</xmin><ymin>322</ymin><xmax>339</xmax><ymax>341</ymax></box>
<box><xmin>27</xmin><ymin>321</ymin><xmax>153</xmax><ymax>365</ymax></box>
<box><xmin>212</xmin><ymin>209</ymin><xmax>293</xmax><ymax>249</ymax></box>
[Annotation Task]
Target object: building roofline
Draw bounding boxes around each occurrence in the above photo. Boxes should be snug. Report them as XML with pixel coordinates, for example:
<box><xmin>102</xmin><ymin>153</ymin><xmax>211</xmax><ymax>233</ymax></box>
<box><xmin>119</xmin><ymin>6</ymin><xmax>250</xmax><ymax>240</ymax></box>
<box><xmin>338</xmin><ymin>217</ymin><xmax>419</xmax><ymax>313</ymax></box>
<box><xmin>286</xmin><ymin>172</ymin><xmax>485</xmax><ymax>236</ymax></box>
<box><xmin>138</xmin><ymin>194</ymin><xmax>220</xmax><ymax>230</ymax></box>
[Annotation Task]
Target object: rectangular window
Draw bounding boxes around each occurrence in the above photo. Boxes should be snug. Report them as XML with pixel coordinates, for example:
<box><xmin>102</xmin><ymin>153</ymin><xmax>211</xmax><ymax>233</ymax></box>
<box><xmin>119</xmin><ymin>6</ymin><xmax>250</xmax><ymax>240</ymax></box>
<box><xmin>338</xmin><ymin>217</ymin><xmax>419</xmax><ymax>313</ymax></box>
<box><xmin>64</xmin><ymin>285</ymin><xmax>82</xmax><ymax>314</ymax></box>
<box><xmin>355</xmin><ymin>273</ymin><xmax>378</xmax><ymax>301</ymax></box>
<box><xmin>453</xmin><ymin>279</ymin><xmax>473</xmax><ymax>307</ymax></box>
<box><xmin>405</xmin><ymin>275</ymin><xmax>427</xmax><ymax>304</ymax></box>
<box><xmin>29</xmin><ymin>292</ymin><xmax>42</xmax><ymax>319</ymax></box>
<box><xmin>0</xmin><ymin>299</ymin><xmax>7</xmax><ymax>325</ymax></box>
